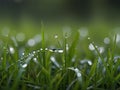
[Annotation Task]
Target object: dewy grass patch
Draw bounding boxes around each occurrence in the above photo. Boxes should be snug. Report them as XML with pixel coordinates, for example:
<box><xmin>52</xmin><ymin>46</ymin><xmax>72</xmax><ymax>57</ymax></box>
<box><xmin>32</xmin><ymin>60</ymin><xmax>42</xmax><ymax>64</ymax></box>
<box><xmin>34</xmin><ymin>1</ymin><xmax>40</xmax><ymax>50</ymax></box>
<box><xmin>0</xmin><ymin>27</ymin><xmax>120</xmax><ymax>90</ymax></box>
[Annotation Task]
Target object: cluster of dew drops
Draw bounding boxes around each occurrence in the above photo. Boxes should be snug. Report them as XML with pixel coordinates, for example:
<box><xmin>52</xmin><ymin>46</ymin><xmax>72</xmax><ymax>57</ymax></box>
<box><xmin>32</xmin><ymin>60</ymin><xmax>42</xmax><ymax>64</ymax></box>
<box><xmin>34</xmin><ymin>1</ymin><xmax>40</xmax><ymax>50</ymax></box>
<box><xmin>1</xmin><ymin>26</ymin><xmax>120</xmax><ymax>70</ymax></box>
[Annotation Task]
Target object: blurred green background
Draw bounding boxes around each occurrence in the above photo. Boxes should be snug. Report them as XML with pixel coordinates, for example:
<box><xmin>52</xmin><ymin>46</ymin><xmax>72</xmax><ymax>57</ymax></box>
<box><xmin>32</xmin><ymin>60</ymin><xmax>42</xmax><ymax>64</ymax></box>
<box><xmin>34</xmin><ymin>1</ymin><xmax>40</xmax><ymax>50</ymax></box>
<box><xmin>0</xmin><ymin>0</ymin><xmax>120</xmax><ymax>35</ymax></box>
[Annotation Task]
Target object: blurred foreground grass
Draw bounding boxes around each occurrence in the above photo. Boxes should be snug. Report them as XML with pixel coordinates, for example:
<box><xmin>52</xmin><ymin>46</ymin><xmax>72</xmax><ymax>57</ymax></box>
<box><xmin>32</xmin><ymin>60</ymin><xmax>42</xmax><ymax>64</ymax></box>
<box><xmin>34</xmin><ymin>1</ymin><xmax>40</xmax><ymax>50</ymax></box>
<box><xmin>0</xmin><ymin>20</ymin><xmax>120</xmax><ymax>90</ymax></box>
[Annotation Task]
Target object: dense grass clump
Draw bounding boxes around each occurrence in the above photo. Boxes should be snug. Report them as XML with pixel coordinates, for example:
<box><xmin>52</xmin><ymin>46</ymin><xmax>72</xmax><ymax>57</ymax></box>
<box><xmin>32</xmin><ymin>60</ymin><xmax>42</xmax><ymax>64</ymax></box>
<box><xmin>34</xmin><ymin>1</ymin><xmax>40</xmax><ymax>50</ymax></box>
<box><xmin>0</xmin><ymin>27</ymin><xmax>120</xmax><ymax>90</ymax></box>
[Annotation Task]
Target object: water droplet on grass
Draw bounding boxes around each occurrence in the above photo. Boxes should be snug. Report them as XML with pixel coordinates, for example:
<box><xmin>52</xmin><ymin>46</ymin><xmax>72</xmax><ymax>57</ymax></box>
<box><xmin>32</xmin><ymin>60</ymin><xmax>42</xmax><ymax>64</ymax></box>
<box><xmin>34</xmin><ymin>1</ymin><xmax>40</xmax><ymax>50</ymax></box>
<box><xmin>88</xmin><ymin>61</ymin><xmax>92</xmax><ymax>66</ymax></box>
<box><xmin>33</xmin><ymin>58</ymin><xmax>39</xmax><ymax>64</ymax></box>
<box><xmin>33</xmin><ymin>51</ymin><xmax>36</xmax><ymax>54</ymax></box>
<box><xmin>54</xmin><ymin>34</ymin><xmax>58</xmax><ymax>39</ymax></box>
<box><xmin>37</xmin><ymin>50</ymin><xmax>40</xmax><ymax>53</ymax></box>
<box><xmin>66</xmin><ymin>44</ymin><xmax>69</xmax><ymax>51</ymax></box>
<box><xmin>49</xmin><ymin>49</ymin><xmax>56</xmax><ymax>52</ymax></box>
<box><xmin>27</xmin><ymin>39</ymin><xmax>36</xmax><ymax>47</ymax></box>
<box><xmin>89</xmin><ymin>43</ymin><xmax>95</xmax><ymax>51</ymax></box>
<box><xmin>88</xmin><ymin>37</ymin><xmax>91</xmax><ymax>40</ymax></box>
<box><xmin>74</xmin><ymin>68</ymin><xmax>81</xmax><ymax>77</ymax></box>
<box><xmin>49</xmin><ymin>49</ymin><xmax>63</xmax><ymax>53</ymax></box>
<box><xmin>45</xmin><ymin>48</ymin><xmax>48</xmax><ymax>51</ymax></box>
<box><xmin>1</xmin><ymin>57</ymin><xmax>3</xmax><ymax>60</ymax></box>
<box><xmin>27</xmin><ymin>84</ymin><xmax>40</xmax><ymax>89</ymax></box>
<box><xmin>40</xmin><ymin>48</ymin><xmax>43</xmax><ymax>51</ymax></box>
<box><xmin>98</xmin><ymin>47</ymin><xmax>105</xmax><ymax>53</ymax></box>
<box><xmin>22</xmin><ymin>63</ymin><xmax>27</xmax><ymax>68</ymax></box>
<box><xmin>50</xmin><ymin>56</ymin><xmax>60</xmax><ymax>68</ymax></box>
<box><xmin>80</xmin><ymin>59</ymin><xmax>92</xmax><ymax>66</ymax></box>
<box><xmin>58</xmin><ymin>49</ymin><xmax>63</xmax><ymax>53</ymax></box>
<box><xmin>104</xmin><ymin>37</ymin><xmax>110</xmax><ymax>44</ymax></box>
<box><xmin>68</xmin><ymin>67</ymin><xmax>82</xmax><ymax>82</ymax></box>
<box><xmin>9</xmin><ymin>47</ymin><xmax>15</xmax><ymax>54</ymax></box>
<box><xmin>22</xmin><ymin>53</ymin><xmax>25</xmax><ymax>56</ymax></box>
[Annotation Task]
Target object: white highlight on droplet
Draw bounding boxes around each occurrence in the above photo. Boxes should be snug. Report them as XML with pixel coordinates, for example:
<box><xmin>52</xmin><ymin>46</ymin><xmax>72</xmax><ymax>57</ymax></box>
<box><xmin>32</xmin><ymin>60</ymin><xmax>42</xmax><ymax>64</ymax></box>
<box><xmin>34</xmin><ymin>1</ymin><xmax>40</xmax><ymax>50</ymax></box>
<box><xmin>22</xmin><ymin>63</ymin><xmax>27</xmax><ymax>68</ymax></box>
<box><xmin>33</xmin><ymin>58</ymin><xmax>39</xmax><ymax>64</ymax></box>
<box><xmin>27</xmin><ymin>39</ymin><xmax>35</xmax><ymax>47</ymax></box>
<box><xmin>50</xmin><ymin>56</ymin><xmax>60</xmax><ymax>68</ymax></box>
<box><xmin>66</xmin><ymin>44</ymin><xmax>69</xmax><ymax>51</ymax></box>
<box><xmin>98</xmin><ymin>47</ymin><xmax>105</xmax><ymax>54</ymax></box>
<box><xmin>54</xmin><ymin>34</ymin><xmax>58</xmax><ymax>39</ymax></box>
<box><xmin>88</xmin><ymin>61</ymin><xmax>92</xmax><ymax>66</ymax></box>
<box><xmin>88</xmin><ymin>37</ymin><xmax>91</xmax><ymax>40</ymax></box>
<box><xmin>80</xmin><ymin>59</ymin><xmax>92</xmax><ymax>66</ymax></box>
<box><xmin>9</xmin><ymin>47</ymin><xmax>15</xmax><ymax>54</ymax></box>
<box><xmin>74</xmin><ymin>68</ymin><xmax>81</xmax><ymax>77</ymax></box>
<box><xmin>89</xmin><ymin>43</ymin><xmax>95</xmax><ymax>51</ymax></box>
<box><xmin>104</xmin><ymin>37</ymin><xmax>110</xmax><ymax>44</ymax></box>
<box><xmin>58</xmin><ymin>49</ymin><xmax>64</xmax><ymax>53</ymax></box>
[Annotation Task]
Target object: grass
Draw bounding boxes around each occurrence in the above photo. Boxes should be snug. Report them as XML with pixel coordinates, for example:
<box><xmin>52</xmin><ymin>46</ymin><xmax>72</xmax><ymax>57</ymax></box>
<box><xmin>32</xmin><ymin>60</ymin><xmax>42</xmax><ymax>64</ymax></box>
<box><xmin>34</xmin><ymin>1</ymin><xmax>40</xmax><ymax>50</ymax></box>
<box><xmin>0</xmin><ymin>24</ymin><xmax>120</xmax><ymax>90</ymax></box>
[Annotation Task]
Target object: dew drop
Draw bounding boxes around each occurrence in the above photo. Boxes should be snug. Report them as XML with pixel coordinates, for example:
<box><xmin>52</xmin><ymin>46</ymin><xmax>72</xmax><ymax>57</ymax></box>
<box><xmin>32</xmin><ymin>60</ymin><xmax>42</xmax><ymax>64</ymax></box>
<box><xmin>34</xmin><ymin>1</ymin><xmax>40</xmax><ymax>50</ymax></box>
<box><xmin>104</xmin><ymin>37</ymin><xmax>110</xmax><ymax>44</ymax></box>
<box><xmin>49</xmin><ymin>49</ymin><xmax>56</xmax><ymax>52</ymax></box>
<box><xmin>9</xmin><ymin>47</ymin><xmax>15</xmax><ymax>54</ymax></box>
<box><xmin>88</xmin><ymin>61</ymin><xmax>92</xmax><ymax>66</ymax></box>
<box><xmin>80</xmin><ymin>59</ymin><xmax>92</xmax><ymax>66</ymax></box>
<box><xmin>45</xmin><ymin>48</ymin><xmax>48</xmax><ymax>51</ymax></box>
<box><xmin>54</xmin><ymin>34</ymin><xmax>58</xmax><ymax>39</ymax></box>
<box><xmin>66</xmin><ymin>44</ymin><xmax>69</xmax><ymax>51</ymax></box>
<box><xmin>58</xmin><ymin>49</ymin><xmax>64</xmax><ymax>53</ymax></box>
<box><xmin>37</xmin><ymin>50</ymin><xmax>40</xmax><ymax>53</ymax></box>
<box><xmin>98</xmin><ymin>47</ymin><xmax>105</xmax><ymax>54</ymax></box>
<box><xmin>40</xmin><ymin>48</ymin><xmax>43</xmax><ymax>51</ymax></box>
<box><xmin>22</xmin><ymin>63</ymin><xmax>27</xmax><ymax>68</ymax></box>
<box><xmin>88</xmin><ymin>43</ymin><xmax>95</xmax><ymax>51</ymax></box>
<box><xmin>27</xmin><ymin>39</ymin><xmax>36</xmax><ymax>47</ymax></box>
<box><xmin>74</xmin><ymin>68</ymin><xmax>81</xmax><ymax>77</ymax></box>
<box><xmin>1</xmin><ymin>57</ymin><xmax>3</xmax><ymax>60</ymax></box>
<box><xmin>50</xmin><ymin>56</ymin><xmax>60</xmax><ymax>68</ymax></box>
<box><xmin>88</xmin><ymin>37</ymin><xmax>91</xmax><ymax>40</ymax></box>
<box><xmin>33</xmin><ymin>51</ymin><xmax>36</xmax><ymax>54</ymax></box>
<box><xmin>22</xmin><ymin>53</ymin><xmax>25</xmax><ymax>56</ymax></box>
<box><xmin>33</xmin><ymin>58</ymin><xmax>39</xmax><ymax>64</ymax></box>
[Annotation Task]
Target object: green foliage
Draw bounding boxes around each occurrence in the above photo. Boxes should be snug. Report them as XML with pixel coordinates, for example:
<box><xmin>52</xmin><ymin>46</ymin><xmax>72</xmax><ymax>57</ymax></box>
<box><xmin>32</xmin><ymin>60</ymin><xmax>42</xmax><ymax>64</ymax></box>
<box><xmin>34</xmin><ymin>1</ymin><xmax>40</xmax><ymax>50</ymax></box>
<box><xmin>0</xmin><ymin>27</ymin><xmax>120</xmax><ymax>90</ymax></box>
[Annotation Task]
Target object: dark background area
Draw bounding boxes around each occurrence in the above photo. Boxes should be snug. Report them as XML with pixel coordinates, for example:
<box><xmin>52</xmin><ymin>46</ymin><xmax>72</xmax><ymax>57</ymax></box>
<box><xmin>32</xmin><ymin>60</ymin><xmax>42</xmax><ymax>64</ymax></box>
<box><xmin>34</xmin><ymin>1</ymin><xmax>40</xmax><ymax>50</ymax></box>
<box><xmin>0</xmin><ymin>0</ymin><xmax>120</xmax><ymax>23</ymax></box>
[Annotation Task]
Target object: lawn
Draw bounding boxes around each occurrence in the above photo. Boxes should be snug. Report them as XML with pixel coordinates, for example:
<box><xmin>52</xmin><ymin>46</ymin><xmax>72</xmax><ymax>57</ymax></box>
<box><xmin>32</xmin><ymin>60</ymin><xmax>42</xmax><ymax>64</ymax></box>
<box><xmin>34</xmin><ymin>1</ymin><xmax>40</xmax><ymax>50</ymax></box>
<box><xmin>0</xmin><ymin>21</ymin><xmax>120</xmax><ymax>90</ymax></box>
